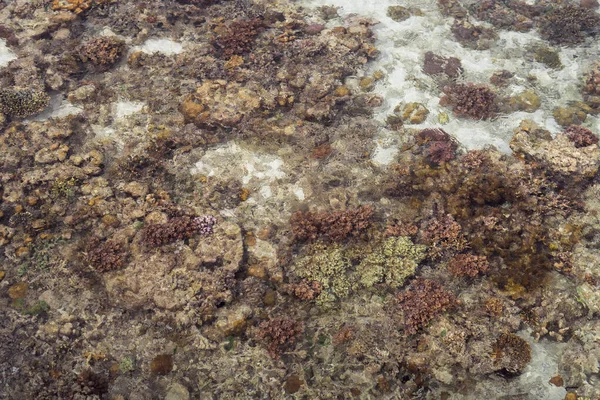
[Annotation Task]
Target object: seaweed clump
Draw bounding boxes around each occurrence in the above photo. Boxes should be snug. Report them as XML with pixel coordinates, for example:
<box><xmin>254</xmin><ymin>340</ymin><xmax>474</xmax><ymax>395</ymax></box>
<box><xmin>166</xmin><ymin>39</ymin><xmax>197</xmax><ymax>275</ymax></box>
<box><xmin>0</xmin><ymin>88</ymin><xmax>49</xmax><ymax>118</ymax></box>
<box><xmin>142</xmin><ymin>215</ymin><xmax>217</xmax><ymax>247</ymax></box>
<box><xmin>539</xmin><ymin>5</ymin><xmax>600</xmax><ymax>45</ymax></box>
<box><xmin>255</xmin><ymin>318</ymin><xmax>303</xmax><ymax>359</ymax></box>
<box><xmin>290</xmin><ymin>205</ymin><xmax>373</xmax><ymax>242</ymax></box>
<box><xmin>396</xmin><ymin>279</ymin><xmax>457</xmax><ymax>334</ymax></box>
<box><xmin>440</xmin><ymin>83</ymin><xmax>498</xmax><ymax>120</ymax></box>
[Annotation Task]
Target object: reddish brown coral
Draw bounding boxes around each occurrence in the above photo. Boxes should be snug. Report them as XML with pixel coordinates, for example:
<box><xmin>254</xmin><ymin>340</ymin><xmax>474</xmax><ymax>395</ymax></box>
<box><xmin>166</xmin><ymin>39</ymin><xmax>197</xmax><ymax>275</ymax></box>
<box><xmin>584</xmin><ymin>63</ymin><xmax>600</xmax><ymax>95</ymax></box>
<box><xmin>423</xmin><ymin>51</ymin><xmax>462</xmax><ymax>78</ymax></box>
<box><xmin>385</xmin><ymin>221</ymin><xmax>418</xmax><ymax>237</ymax></box>
<box><xmin>440</xmin><ymin>83</ymin><xmax>498</xmax><ymax>120</ymax></box>
<box><xmin>290</xmin><ymin>205</ymin><xmax>374</xmax><ymax>242</ymax></box>
<box><xmin>447</xmin><ymin>253</ymin><xmax>489</xmax><ymax>277</ymax></box>
<box><xmin>539</xmin><ymin>5</ymin><xmax>600</xmax><ymax>45</ymax></box>
<box><xmin>79</xmin><ymin>36</ymin><xmax>126</xmax><ymax>69</ymax></box>
<box><xmin>285</xmin><ymin>279</ymin><xmax>322</xmax><ymax>300</ymax></box>
<box><xmin>421</xmin><ymin>214</ymin><xmax>468</xmax><ymax>259</ymax></box>
<box><xmin>492</xmin><ymin>333</ymin><xmax>532</xmax><ymax>375</ymax></box>
<box><xmin>397</xmin><ymin>279</ymin><xmax>456</xmax><ymax>334</ymax></box>
<box><xmin>85</xmin><ymin>237</ymin><xmax>128</xmax><ymax>272</ymax></box>
<box><xmin>415</xmin><ymin>128</ymin><xmax>458</xmax><ymax>165</ymax></box>
<box><xmin>142</xmin><ymin>215</ymin><xmax>216</xmax><ymax>247</ymax></box>
<box><xmin>213</xmin><ymin>18</ymin><xmax>265</xmax><ymax>58</ymax></box>
<box><xmin>564</xmin><ymin>125</ymin><xmax>598</xmax><ymax>148</ymax></box>
<box><xmin>255</xmin><ymin>318</ymin><xmax>303</xmax><ymax>359</ymax></box>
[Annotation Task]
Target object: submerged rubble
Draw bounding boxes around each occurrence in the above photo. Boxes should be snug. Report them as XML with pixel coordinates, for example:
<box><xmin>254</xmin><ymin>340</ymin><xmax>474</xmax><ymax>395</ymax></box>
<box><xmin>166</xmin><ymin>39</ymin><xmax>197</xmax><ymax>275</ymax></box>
<box><xmin>1</xmin><ymin>0</ymin><xmax>600</xmax><ymax>399</ymax></box>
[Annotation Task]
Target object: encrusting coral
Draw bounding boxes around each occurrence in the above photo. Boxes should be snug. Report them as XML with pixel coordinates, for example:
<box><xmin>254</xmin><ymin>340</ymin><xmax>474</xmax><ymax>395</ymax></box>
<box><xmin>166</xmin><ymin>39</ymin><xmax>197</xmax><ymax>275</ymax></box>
<box><xmin>355</xmin><ymin>236</ymin><xmax>426</xmax><ymax>288</ymax></box>
<box><xmin>0</xmin><ymin>88</ymin><xmax>49</xmax><ymax>118</ymax></box>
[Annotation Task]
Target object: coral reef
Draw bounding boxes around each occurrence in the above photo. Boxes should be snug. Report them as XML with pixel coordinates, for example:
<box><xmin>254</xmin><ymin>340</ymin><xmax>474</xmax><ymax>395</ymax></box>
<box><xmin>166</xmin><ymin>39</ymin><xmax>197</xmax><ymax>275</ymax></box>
<box><xmin>142</xmin><ymin>215</ymin><xmax>217</xmax><ymax>247</ymax></box>
<box><xmin>3</xmin><ymin>0</ymin><xmax>600</xmax><ymax>398</ymax></box>
<box><xmin>396</xmin><ymin>279</ymin><xmax>457</xmax><ymax>334</ymax></box>
<box><xmin>78</xmin><ymin>36</ymin><xmax>126</xmax><ymax>69</ymax></box>
<box><xmin>447</xmin><ymin>253</ymin><xmax>489</xmax><ymax>277</ymax></box>
<box><xmin>290</xmin><ymin>205</ymin><xmax>373</xmax><ymax>242</ymax></box>
<box><xmin>0</xmin><ymin>88</ymin><xmax>49</xmax><ymax>118</ymax></box>
<box><xmin>440</xmin><ymin>83</ymin><xmax>498</xmax><ymax>120</ymax></box>
<box><xmin>255</xmin><ymin>318</ymin><xmax>303</xmax><ymax>359</ymax></box>
<box><xmin>538</xmin><ymin>5</ymin><xmax>600</xmax><ymax>45</ymax></box>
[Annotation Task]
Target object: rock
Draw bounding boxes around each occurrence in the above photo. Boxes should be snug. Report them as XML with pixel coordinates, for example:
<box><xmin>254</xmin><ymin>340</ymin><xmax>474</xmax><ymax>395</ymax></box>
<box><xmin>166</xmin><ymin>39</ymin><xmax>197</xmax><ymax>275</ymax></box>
<box><xmin>0</xmin><ymin>271</ymin><xmax>5</xmax><ymax>282</ymax></box>
<box><xmin>387</xmin><ymin>6</ymin><xmax>411</xmax><ymax>22</ymax></box>
<box><xmin>502</xmin><ymin>90</ymin><xmax>541</xmax><ymax>113</ymax></box>
<box><xmin>123</xmin><ymin>182</ymin><xmax>148</xmax><ymax>198</ymax></box>
<box><xmin>391</xmin><ymin>102</ymin><xmax>429</xmax><ymax>124</ymax></box>
<box><xmin>510</xmin><ymin>120</ymin><xmax>600</xmax><ymax>180</ymax></box>
<box><xmin>534</xmin><ymin>47</ymin><xmax>562</xmax><ymax>69</ymax></box>
<box><xmin>165</xmin><ymin>383</ymin><xmax>190</xmax><ymax>400</ymax></box>
<box><xmin>8</xmin><ymin>282</ymin><xmax>28</xmax><ymax>299</ymax></box>
<box><xmin>553</xmin><ymin>105</ymin><xmax>587</xmax><ymax>127</ymax></box>
<box><xmin>34</xmin><ymin>145</ymin><xmax>70</xmax><ymax>164</ymax></box>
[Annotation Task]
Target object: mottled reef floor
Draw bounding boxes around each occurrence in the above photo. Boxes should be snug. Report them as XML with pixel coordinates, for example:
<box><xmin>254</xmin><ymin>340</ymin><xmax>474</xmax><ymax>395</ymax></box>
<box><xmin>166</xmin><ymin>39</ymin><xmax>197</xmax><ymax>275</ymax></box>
<box><xmin>2</xmin><ymin>1</ymin><xmax>600</xmax><ymax>399</ymax></box>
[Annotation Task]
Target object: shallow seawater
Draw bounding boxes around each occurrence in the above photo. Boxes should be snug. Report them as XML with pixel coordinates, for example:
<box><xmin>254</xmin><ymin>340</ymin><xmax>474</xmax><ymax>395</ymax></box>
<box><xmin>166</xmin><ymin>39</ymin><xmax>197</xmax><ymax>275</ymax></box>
<box><xmin>302</xmin><ymin>0</ymin><xmax>600</xmax><ymax>157</ymax></box>
<box><xmin>1</xmin><ymin>1</ymin><xmax>600</xmax><ymax>399</ymax></box>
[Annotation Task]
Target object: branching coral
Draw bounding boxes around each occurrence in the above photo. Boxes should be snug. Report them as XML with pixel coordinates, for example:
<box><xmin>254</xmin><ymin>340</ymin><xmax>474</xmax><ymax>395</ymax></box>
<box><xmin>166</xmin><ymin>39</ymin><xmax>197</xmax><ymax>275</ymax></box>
<box><xmin>492</xmin><ymin>333</ymin><xmax>532</xmax><ymax>375</ymax></box>
<box><xmin>539</xmin><ymin>5</ymin><xmax>600</xmax><ymax>45</ymax></box>
<box><xmin>440</xmin><ymin>83</ymin><xmax>498</xmax><ymax>120</ymax></box>
<box><xmin>85</xmin><ymin>237</ymin><xmax>129</xmax><ymax>272</ymax></box>
<box><xmin>0</xmin><ymin>88</ymin><xmax>49</xmax><ymax>118</ymax></box>
<box><xmin>417</xmin><ymin>128</ymin><xmax>458</xmax><ymax>165</ymax></box>
<box><xmin>290</xmin><ymin>205</ymin><xmax>373</xmax><ymax>242</ymax></box>
<box><xmin>142</xmin><ymin>215</ymin><xmax>217</xmax><ymax>247</ymax></box>
<box><xmin>584</xmin><ymin>62</ymin><xmax>600</xmax><ymax>96</ymax></box>
<box><xmin>212</xmin><ymin>18</ymin><xmax>265</xmax><ymax>58</ymax></box>
<box><xmin>447</xmin><ymin>253</ymin><xmax>489</xmax><ymax>278</ymax></box>
<box><xmin>420</xmin><ymin>214</ymin><xmax>468</xmax><ymax>260</ymax></box>
<box><xmin>564</xmin><ymin>125</ymin><xmax>598</xmax><ymax>148</ymax></box>
<box><xmin>423</xmin><ymin>51</ymin><xmax>462</xmax><ymax>78</ymax></box>
<box><xmin>255</xmin><ymin>318</ymin><xmax>303</xmax><ymax>359</ymax></box>
<box><xmin>396</xmin><ymin>279</ymin><xmax>457</xmax><ymax>334</ymax></box>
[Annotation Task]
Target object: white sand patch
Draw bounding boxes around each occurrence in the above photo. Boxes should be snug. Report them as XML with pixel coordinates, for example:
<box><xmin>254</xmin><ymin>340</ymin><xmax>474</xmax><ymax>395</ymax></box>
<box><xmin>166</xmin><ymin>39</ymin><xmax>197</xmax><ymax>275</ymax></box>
<box><xmin>0</xmin><ymin>39</ymin><xmax>16</xmax><ymax>68</ymax></box>
<box><xmin>30</xmin><ymin>94</ymin><xmax>83</xmax><ymax>121</ymax></box>
<box><xmin>192</xmin><ymin>142</ymin><xmax>289</xmax><ymax>199</ymax></box>
<box><xmin>132</xmin><ymin>38</ymin><xmax>183</xmax><ymax>56</ymax></box>
<box><xmin>112</xmin><ymin>101</ymin><xmax>145</xmax><ymax>120</ymax></box>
